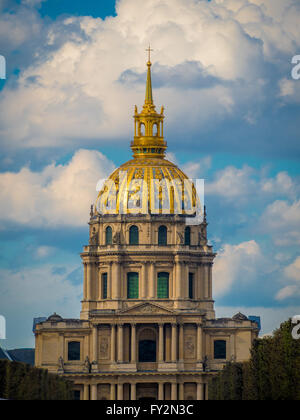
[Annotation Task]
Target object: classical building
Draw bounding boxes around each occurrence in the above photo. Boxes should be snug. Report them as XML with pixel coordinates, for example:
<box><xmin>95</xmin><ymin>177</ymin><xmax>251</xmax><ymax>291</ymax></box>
<box><xmin>34</xmin><ymin>53</ymin><xmax>259</xmax><ymax>401</ymax></box>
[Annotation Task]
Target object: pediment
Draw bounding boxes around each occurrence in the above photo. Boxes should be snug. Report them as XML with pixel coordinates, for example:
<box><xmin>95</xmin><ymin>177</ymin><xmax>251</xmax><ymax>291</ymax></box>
<box><xmin>120</xmin><ymin>303</ymin><xmax>177</xmax><ymax>316</ymax></box>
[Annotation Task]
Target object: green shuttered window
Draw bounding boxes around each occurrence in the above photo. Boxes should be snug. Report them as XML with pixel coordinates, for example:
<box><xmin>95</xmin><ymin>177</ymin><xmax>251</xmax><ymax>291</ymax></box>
<box><xmin>157</xmin><ymin>272</ymin><xmax>169</xmax><ymax>299</ymax></box>
<box><xmin>102</xmin><ymin>273</ymin><xmax>108</xmax><ymax>299</ymax></box>
<box><xmin>127</xmin><ymin>272</ymin><xmax>139</xmax><ymax>299</ymax></box>
<box><xmin>129</xmin><ymin>226</ymin><xmax>139</xmax><ymax>245</ymax></box>
<box><xmin>158</xmin><ymin>225</ymin><xmax>167</xmax><ymax>245</ymax></box>
<box><xmin>106</xmin><ymin>226</ymin><xmax>112</xmax><ymax>245</ymax></box>
<box><xmin>189</xmin><ymin>272</ymin><xmax>194</xmax><ymax>299</ymax></box>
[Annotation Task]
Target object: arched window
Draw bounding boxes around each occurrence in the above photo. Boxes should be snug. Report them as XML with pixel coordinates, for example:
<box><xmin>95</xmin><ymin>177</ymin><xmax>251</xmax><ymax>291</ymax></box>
<box><xmin>153</xmin><ymin>123</ymin><xmax>158</xmax><ymax>136</ymax></box>
<box><xmin>158</xmin><ymin>225</ymin><xmax>167</xmax><ymax>246</ymax></box>
<box><xmin>185</xmin><ymin>227</ymin><xmax>191</xmax><ymax>246</ymax></box>
<box><xmin>129</xmin><ymin>225</ymin><xmax>139</xmax><ymax>245</ymax></box>
<box><xmin>102</xmin><ymin>273</ymin><xmax>108</xmax><ymax>299</ymax></box>
<box><xmin>157</xmin><ymin>272</ymin><xmax>169</xmax><ymax>299</ymax></box>
<box><xmin>189</xmin><ymin>273</ymin><xmax>194</xmax><ymax>299</ymax></box>
<box><xmin>214</xmin><ymin>340</ymin><xmax>227</xmax><ymax>360</ymax></box>
<box><xmin>68</xmin><ymin>341</ymin><xmax>81</xmax><ymax>361</ymax></box>
<box><xmin>140</xmin><ymin>123</ymin><xmax>145</xmax><ymax>136</ymax></box>
<box><xmin>105</xmin><ymin>226</ymin><xmax>112</xmax><ymax>245</ymax></box>
<box><xmin>127</xmin><ymin>272</ymin><xmax>139</xmax><ymax>299</ymax></box>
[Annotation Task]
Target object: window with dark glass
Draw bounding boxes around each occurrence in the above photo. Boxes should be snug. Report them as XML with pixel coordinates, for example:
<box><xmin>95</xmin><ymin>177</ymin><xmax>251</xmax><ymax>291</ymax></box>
<box><xmin>68</xmin><ymin>341</ymin><xmax>81</xmax><ymax>361</ymax></box>
<box><xmin>105</xmin><ymin>226</ymin><xmax>112</xmax><ymax>245</ymax></box>
<box><xmin>158</xmin><ymin>225</ymin><xmax>167</xmax><ymax>246</ymax></box>
<box><xmin>129</xmin><ymin>225</ymin><xmax>139</xmax><ymax>245</ymax></box>
<box><xmin>102</xmin><ymin>273</ymin><xmax>108</xmax><ymax>299</ymax></box>
<box><xmin>74</xmin><ymin>390</ymin><xmax>81</xmax><ymax>401</ymax></box>
<box><xmin>189</xmin><ymin>273</ymin><xmax>194</xmax><ymax>299</ymax></box>
<box><xmin>157</xmin><ymin>272</ymin><xmax>169</xmax><ymax>299</ymax></box>
<box><xmin>185</xmin><ymin>227</ymin><xmax>191</xmax><ymax>245</ymax></box>
<box><xmin>127</xmin><ymin>272</ymin><xmax>139</xmax><ymax>299</ymax></box>
<box><xmin>214</xmin><ymin>340</ymin><xmax>227</xmax><ymax>359</ymax></box>
<box><xmin>139</xmin><ymin>340</ymin><xmax>156</xmax><ymax>362</ymax></box>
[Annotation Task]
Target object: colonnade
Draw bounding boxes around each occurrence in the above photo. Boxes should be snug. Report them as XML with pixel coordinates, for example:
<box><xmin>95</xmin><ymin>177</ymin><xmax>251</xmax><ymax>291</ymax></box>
<box><xmin>82</xmin><ymin>381</ymin><xmax>207</xmax><ymax>401</ymax></box>
<box><xmin>83</xmin><ymin>260</ymin><xmax>213</xmax><ymax>301</ymax></box>
<box><xmin>101</xmin><ymin>322</ymin><xmax>203</xmax><ymax>364</ymax></box>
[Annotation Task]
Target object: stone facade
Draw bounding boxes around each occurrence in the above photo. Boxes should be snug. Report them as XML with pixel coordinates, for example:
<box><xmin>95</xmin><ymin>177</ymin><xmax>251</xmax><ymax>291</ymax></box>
<box><xmin>34</xmin><ymin>56</ymin><xmax>259</xmax><ymax>400</ymax></box>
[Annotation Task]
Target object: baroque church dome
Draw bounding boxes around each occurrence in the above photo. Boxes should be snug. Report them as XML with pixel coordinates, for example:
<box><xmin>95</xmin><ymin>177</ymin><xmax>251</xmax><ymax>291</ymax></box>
<box><xmin>95</xmin><ymin>53</ymin><xmax>199</xmax><ymax>217</ymax></box>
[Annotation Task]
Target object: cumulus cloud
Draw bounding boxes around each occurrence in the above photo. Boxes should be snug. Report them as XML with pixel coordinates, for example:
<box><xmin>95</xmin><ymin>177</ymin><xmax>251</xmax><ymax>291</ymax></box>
<box><xmin>260</xmin><ymin>199</ymin><xmax>300</xmax><ymax>246</ymax></box>
<box><xmin>0</xmin><ymin>264</ymin><xmax>82</xmax><ymax>347</ymax></box>
<box><xmin>0</xmin><ymin>149</ymin><xmax>115</xmax><ymax>228</ymax></box>
<box><xmin>205</xmin><ymin>165</ymin><xmax>299</xmax><ymax>204</ymax></box>
<box><xmin>275</xmin><ymin>256</ymin><xmax>300</xmax><ymax>301</ymax></box>
<box><xmin>0</xmin><ymin>0</ymin><xmax>299</xmax><ymax>154</ymax></box>
<box><xmin>213</xmin><ymin>240</ymin><xmax>271</xmax><ymax>297</ymax></box>
<box><xmin>284</xmin><ymin>256</ymin><xmax>300</xmax><ymax>282</ymax></box>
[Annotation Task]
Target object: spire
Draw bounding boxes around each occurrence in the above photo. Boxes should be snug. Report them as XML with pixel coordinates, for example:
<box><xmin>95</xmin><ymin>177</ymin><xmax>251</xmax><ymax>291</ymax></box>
<box><xmin>145</xmin><ymin>45</ymin><xmax>153</xmax><ymax>105</ymax></box>
<box><xmin>131</xmin><ymin>47</ymin><xmax>167</xmax><ymax>159</ymax></box>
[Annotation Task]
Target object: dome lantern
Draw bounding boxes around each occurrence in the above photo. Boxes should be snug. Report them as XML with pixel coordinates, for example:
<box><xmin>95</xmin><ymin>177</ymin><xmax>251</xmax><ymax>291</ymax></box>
<box><xmin>131</xmin><ymin>46</ymin><xmax>167</xmax><ymax>159</ymax></box>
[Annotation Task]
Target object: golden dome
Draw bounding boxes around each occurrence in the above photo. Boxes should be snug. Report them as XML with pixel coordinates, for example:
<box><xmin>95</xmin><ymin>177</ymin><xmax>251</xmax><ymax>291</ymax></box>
<box><xmin>95</xmin><ymin>49</ymin><xmax>198</xmax><ymax>216</ymax></box>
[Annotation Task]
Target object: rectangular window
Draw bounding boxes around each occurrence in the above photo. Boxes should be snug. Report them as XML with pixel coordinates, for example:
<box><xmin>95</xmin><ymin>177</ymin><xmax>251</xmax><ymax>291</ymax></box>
<box><xmin>157</xmin><ymin>272</ymin><xmax>169</xmax><ymax>298</ymax></box>
<box><xmin>102</xmin><ymin>273</ymin><xmax>108</xmax><ymax>299</ymax></box>
<box><xmin>214</xmin><ymin>340</ymin><xmax>227</xmax><ymax>359</ymax></box>
<box><xmin>189</xmin><ymin>273</ymin><xmax>194</xmax><ymax>299</ymax></box>
<box><xmin>127</xmin><ymin>272</ymin><xmax>139</xmax><ymax>299</ymax></box>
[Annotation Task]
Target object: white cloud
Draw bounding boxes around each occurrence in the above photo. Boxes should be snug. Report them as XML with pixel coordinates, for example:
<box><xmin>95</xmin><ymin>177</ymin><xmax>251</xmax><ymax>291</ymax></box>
<box><xmin>275</xmin><ymin>285</ymin><xmax>300</xmax><ymax>301</ymax></box>
<box><xmin>284</xmin><ymin>256</ymin><xmax>300</xmax><ymax>282</ymax></box>
<box><xmin>213</xmin><ymin>240</ymin><xmax>270</xmax><ymax>297</ymax></box>
<box><xmin>260</xmin><ymin>199</ymin><xmax>300</xmax><ymax>246</ymax></box>
<box><xmin>0</xmin><ymin>149</ymin><xmax>115</xmax><ymax>228</ymax></box>
<box><xmin>0</xmin><ymin>264</ymin><xmax>82</xmax><ymax>348</ymax></box>
<box><xmin>206</xmin><ymin>165</ymin><xmax>256</xmax><ymax>200</ymax></box>
<box><xmin>1</xmin><ymin>0</ymin><xmax>299</xmax><ymax>149</ymax></box>
<box><xmin>35</xmin><ymin>245</ymin><xmax>56</xmax><ymax>259</ymax></box>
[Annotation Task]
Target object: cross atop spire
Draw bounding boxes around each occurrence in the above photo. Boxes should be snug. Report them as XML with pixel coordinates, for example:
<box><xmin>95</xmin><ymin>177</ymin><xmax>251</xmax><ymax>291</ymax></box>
<box><xmin>146</xmin><ymin>45</ymin><xmax>153</xmax><ymax>64</ymax></box>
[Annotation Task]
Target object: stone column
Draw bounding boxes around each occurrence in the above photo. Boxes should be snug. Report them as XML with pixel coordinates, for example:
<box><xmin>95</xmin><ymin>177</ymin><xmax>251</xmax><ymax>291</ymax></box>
<box><xmin>175</xmin><ymin>262</ymin><xmax>182</xmax><ymax>298</ymax></box>
<box><xmin>184</xmin><ymin>263</ymin><xmax>189</xmax><ymax>298</ymax></box>
<box><xmin>197</xmin><ymin>324</ymin><xmax>203</xmax><ymax>361</ymax></box>
<box><xmin>112</xmin><ymin>262</ymin><xmax>120</xmax><ymax>299</ymax></box>
<box><xmin>179</xmin><ymin>324</ymin><xmax>184</xmax><ymax>361</ymax></box>
<box><xmin>208</xmin><ymin>263</ymin><xmax>212</xmax><ymax>299</ymax></box>
<box><xmin>107</xmin><ymin>262</ymin><xmax>112</xmax><ymax>299</ymax></box>
<box><xmin>91</xmin><ymin>384</ymin><xmax>98</xmax><ymax>401</ymax></box>
<box><xmin>110</xmin><ymin>383</ymin><xmax>116</xmax><ymax>400</ymax></box>
<box><xmin>149</xmin><ymin>263</ymin><xmax>155</xmax><ymax>298</ymax></box>
<box><xmin>117</xmin><ymin>383</ymin><xmax>123</xmax><ymax>400</ymax></box>
<box><xmin>92</xmin><ymin>325</ymin><xmax>98</xmax><ymax>364</ymax></box>
<box><xmin>83</xmin><ymin>263</ymin><xmax>87</xmax><ymax>300</ymax></box>
<box><xmin>158</xmin><ymin>382</ymin><xmax>164</xmax><ymax>400</ymax></box>
<box><xmin>171</xmin><ymin>383</ymin><xmax>177</xmax><ymax>400</ymax></box>
<box><xmin>118</xmin><ymin>324</ymin><xmax>124</xmax><ymax>362</ymax></box>
<box><xmin>171</xmin><ymin>323</ymin><xmax>177</xmax><ymax>362</ymax></box>
<box><xmin>87</xmin><ymin>263</ymin><xmax>92</xmax><ymax>300</ymax></box>
<box><xmin>111</xmin><ymin>324</ymin><xmax>116</xmax><ymax>363</ymax></box>
<box><xmin>158</xmin><ymin>323</ymin><xmax>164</xmax><ymax>362</ymax></box>
<box><xmin>141</xmin><ymin>263</ymin><xmax>147</xmax><ymax>299</ymax></box>
<box><xmin>83</xmin><ymin>384</ymin><xmax>89</xmax><ymax>401</ymax></box>
<box><xmin>230</xmin><ymin>334</ymin><xmax>235</xmax><ymax>361</ymax></box>
<box><xmin>204</xmin><ymin>264</ymin><xmax>209</xmax><ymax>299</ymax></box>
<box><xmin>131</xmin><ymin>383</ymin><xmax>136</xmax><ymax>400</ymax></box>
<box><xmin>131</xmin><ymin>324</ymin><xmax>137</xmax><ymax>363</ymax></box>
<box><xmin>197</xmin><ymin>383</ymin><xmax>203</xmax><ymax>401</ymax></box>
<box><xmin>179</xmin><ymin>383</ymin><xmax>184</xmax><ymax>400</ymax></box>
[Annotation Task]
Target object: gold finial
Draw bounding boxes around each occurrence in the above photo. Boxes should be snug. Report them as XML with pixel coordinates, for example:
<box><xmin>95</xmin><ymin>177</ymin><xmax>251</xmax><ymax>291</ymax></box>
<box><xmin>145</xmin><ymin>45</ymin><xmax>154</xmax><ymax>105</ymax></box>
<box><xmin>146</xmin><ymin>44</ymin><xmax>153</xmax><ymax>64</ymax></box>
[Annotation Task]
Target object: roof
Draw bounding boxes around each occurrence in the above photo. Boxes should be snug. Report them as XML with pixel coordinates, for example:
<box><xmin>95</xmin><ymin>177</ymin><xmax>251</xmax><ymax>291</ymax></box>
<box><xmin>0</xmin><ymin>346</ymin><xmax>12</xmax><ymax>361</ymax></box>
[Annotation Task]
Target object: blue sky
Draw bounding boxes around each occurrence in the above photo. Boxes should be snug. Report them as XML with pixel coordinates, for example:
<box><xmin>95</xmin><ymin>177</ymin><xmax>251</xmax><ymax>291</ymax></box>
<box><xmin>0</xmin><ymin>0</ymin><xmax>300</xmax><ymax>348</ymax></box>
